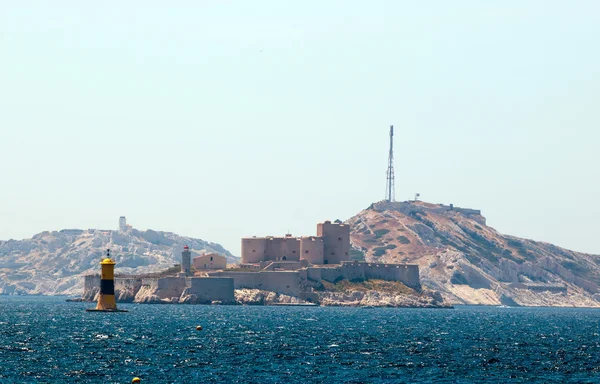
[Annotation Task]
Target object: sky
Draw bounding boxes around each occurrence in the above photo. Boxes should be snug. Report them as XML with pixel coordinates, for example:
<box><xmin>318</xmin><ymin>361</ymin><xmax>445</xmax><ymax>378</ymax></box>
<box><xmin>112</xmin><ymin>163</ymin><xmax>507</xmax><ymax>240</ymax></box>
<box><xmin>1</xmin><ymin>1</ymin><xmax>599</xmax><ymax>256</ymax></box>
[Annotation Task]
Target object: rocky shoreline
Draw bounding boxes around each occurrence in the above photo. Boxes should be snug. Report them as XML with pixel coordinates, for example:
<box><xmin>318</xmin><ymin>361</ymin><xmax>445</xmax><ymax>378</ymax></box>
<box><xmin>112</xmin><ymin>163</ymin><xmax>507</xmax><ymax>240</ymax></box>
<box><xmin>75</xmin><ymin>283</ymin><xmax>451</xmax><ymax>308</ymax></box>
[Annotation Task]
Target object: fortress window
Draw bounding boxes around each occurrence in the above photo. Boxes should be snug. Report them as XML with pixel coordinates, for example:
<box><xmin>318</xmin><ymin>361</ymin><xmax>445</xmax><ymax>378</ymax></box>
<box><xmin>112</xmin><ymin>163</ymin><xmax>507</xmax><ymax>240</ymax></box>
<box><xmin>338</xmin><ymin>237</ymin><xmax>342</xmax><ymax>241</ymax></box>
<box><xmin>330</xmin><ymin>252</ymin><xmax>335</xmax><ymax>256</ymax></box>
<box><xmin>210</xmin><ymin>256</ymin><xmax>213</xmax><ymax>261</ymax></box>
<box><xmin>252</xmin><ymin>250</ymin><xmax>256</xmax><ymax>252</ymax></box>
<box><xmin>305</xmin><ymin>250</ymin><xmax>309</xmax><ymax>254</ymax></box>
<box><xmin>292</xmin><ymin>250</ymin><xmax>296</xmax><ymax>253</ymax></box>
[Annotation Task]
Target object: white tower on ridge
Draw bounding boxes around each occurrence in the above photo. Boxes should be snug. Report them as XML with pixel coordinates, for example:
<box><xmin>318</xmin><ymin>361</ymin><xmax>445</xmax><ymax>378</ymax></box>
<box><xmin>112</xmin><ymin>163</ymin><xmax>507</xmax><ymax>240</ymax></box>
<box><xmin>119</xmin><ymin>216</ymin><xmax>127</xmax><ymax>232</ymax></box>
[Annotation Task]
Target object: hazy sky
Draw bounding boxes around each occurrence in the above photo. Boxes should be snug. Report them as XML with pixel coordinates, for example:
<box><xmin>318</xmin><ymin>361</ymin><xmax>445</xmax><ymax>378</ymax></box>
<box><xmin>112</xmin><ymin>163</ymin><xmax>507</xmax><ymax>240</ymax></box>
<box><xmin>1</xmin><ymin>1</ymin><xmax>599</xmax><ymax>256</ymax></box>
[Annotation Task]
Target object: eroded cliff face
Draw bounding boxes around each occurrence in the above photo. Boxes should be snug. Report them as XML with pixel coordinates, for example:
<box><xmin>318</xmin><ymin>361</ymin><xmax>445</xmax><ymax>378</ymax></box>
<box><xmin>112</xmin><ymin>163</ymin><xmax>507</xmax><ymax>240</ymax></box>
<box><xmin>0</xmin><ymin>228</ymin><xmax>237</xmax><ymax>296</ymax></box>
<box><xmin>348</xmin><ymin>201</ymin><xmax>600</xmax><ymax>307</ymax></box>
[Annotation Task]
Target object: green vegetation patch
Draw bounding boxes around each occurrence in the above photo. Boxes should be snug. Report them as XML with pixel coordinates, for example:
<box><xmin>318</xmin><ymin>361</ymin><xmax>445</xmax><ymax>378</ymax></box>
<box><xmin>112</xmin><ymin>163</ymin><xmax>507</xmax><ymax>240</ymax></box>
<box><xmin>374</xmin><ymin>229</ymin><xmax>390</xmax><ymax>238</ymax></box>
<box><xmin>397</xmin><ymin>235</ymin><xmax>410</xmax><ymax>244</ymax></box>
<box><xmin>349</xmin><ymin>249</ymin><xmax>366</xmax><ymax>261</ymax></box>
<box><xmin>372</xmin><ymin>244</ymin><xmax>397</xmax><ymax>257</ymax></box>
<box><xmin>322</xmin><ymin>279</ymin><xmax>416</xmax><ymax>295</ymax></box>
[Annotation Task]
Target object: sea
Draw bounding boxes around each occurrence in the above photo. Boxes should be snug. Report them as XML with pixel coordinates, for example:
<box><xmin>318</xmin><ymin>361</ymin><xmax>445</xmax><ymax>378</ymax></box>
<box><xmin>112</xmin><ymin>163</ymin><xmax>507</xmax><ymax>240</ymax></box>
<box><xmin>1</xmin><ymin>297</ymin><xmax>600</xmax><ymax>383</ymax></box>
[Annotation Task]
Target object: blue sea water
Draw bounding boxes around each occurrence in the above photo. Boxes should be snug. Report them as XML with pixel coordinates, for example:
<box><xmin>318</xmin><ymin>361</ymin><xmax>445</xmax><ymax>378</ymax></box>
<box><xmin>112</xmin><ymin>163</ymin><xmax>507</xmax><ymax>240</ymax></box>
<box><xmin>1</xmin><ymin>297</ymin><xmax>600</xmax><ymax>383</ymax></box>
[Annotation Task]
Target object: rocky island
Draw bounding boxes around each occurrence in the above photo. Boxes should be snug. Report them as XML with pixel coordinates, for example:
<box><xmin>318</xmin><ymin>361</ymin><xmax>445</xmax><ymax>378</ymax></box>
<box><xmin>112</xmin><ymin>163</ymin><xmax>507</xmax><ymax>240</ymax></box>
<box><xmin>3</xmin><ymin>201</ymin><xmax>600</xmax><ymax>308</ymax></box>
<box><xmin>78</xmin><ymin>219</ymin><xmax>447</xmax><ymax>308</ymax></box>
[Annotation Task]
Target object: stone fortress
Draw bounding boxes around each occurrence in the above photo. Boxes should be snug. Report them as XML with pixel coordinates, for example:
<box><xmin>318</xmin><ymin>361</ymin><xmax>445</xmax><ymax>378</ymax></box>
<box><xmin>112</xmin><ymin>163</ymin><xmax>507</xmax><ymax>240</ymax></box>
<box><xmin>83</xmin><ymin>217</ymin><xmax>421</xmax><ymax>304</ymax></box>
<box><xmin>241</xmin><ymin>220</ymin><xmax>350</xmax><ymax>265</ymax></box>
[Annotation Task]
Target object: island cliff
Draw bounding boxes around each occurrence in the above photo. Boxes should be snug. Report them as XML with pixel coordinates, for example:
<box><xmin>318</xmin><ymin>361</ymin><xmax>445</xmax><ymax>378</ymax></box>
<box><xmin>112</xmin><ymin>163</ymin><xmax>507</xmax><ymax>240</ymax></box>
<box><xmin>5</xmin><ymin>201</ymin><xmax>600</xmax><ymax>308</ymax></box>
<box><xmin>348</xmin><ymin>201</ymin><xmax>600</xmax><ymax>307</ymax></box>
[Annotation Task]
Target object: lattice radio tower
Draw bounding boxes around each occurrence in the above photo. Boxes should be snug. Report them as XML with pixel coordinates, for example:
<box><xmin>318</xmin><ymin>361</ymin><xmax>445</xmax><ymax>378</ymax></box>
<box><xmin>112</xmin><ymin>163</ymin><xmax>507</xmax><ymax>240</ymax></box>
<box><xmin>385</xmin><ymin>125</ymin><xmax>395</xmax><ymax>202</ymax></box>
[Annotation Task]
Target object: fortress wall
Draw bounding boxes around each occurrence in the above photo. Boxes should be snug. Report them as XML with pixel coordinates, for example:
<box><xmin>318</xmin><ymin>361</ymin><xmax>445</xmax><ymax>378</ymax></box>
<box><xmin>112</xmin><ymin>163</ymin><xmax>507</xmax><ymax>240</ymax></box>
<box><xmin>266</xmin><ymin>237</ymin><xmax>284</xmax><ymax>261</ymax></box>
<box><xmin>141</xmin><ymin>277</ymin><xmax>159</xmax><ymax>289</ymax></box>
<box><xmin>208</xmin><ymin>271</ymin><xmax>301</xmax><ymax>296</ymax></box>
<box><xmin>160</xmin><ymin>277</ymin><xmax>187</xmax><ymax>300</ymax></box>
<box><xmin>82</xmin><ymin>274</ymin><xmax>101</xmax><ymax>301</ymax></box>
<box><xmin>188</xmin><ymin>277</ymin><xmax>235</xmax><ymax>303</ymax></box>
<box><xmin>318</xmin><ymin>222</ymin><xmax>350</xmax><ymax>264</ymax></box>
<box><xmin>241</xmin><ymin>238</ymin><xmax>267</xmax><ymax>263</ymax></box>
<box><xmin>340</xmin><ymin>263</ymin><xmax>366</xmax><ymax>281</ymax></box>
<box><xmin>256</xmin><ymin>271</ymin><xmax>300</xmax><ymax>295</ymax></box>
<box><xmin>306</xmin><ymin>267</ymin><xmax>322</xmax><ymax>281</ymax></box>
<box><xmin>340</xmin><ymin>262</ymin><xmax>421</xmax><ymax>288</ymax></box>
<box><xmin>297</xmin><ymin>269</ymin><xmax>308</xmax><ymax>280</ymax></box>
<box><xmin>283</xmin><ymin>237</ymin><xmax>300</xmax><ymax>261</ymax></box>
<box><xmin>394</xmin><ymin>265</ymin><xmax>420</xmax><ymax>288</ymax></box>
<box><xmin>299</xmin><ymin>237</ymin><xmax>324</xmax><ymax>264</ymax></box>
<box><xmin>114</xmin><ymin>277</ymin><xmax>142</xmax><ymax>302</ymax></box>
<box><xmin>84</xmin><ymin>274</ymin><xmax>100</xmax><ymax>291</ymax></box>
<box><xmin>83</xmin><ymin>275</ymin><xmax>142</xmax><ymax>302</ymax></box>
<box><xmin>320</xmin><ymin>267</ymin><xmax>343</xmax><ymax>283</ymax></box>
<box><xmin>262</xmin><ymin>261</ymin><xmax>305</xmax><ymax>271</ymax></box>
<box><xmin>362</xmin><ymin>263</ymin><xmax>399</xmax><ymax>281</ymax></box>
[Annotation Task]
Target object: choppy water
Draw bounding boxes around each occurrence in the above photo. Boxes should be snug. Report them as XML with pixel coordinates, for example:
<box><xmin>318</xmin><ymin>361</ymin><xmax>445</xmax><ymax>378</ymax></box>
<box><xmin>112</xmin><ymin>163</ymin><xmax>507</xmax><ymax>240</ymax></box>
<box><xmin>1</xmin><ymin>297</ymin><xmax>600</xmax><ymax>383</ymax></box>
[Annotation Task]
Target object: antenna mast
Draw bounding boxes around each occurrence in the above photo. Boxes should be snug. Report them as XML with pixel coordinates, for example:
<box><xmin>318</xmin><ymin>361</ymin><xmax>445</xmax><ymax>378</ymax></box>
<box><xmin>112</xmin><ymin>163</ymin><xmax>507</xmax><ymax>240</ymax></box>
<box><xmin>385</xmin><ymin>125</ymin><xmax>395</xmax><ymax>202</ymax></box>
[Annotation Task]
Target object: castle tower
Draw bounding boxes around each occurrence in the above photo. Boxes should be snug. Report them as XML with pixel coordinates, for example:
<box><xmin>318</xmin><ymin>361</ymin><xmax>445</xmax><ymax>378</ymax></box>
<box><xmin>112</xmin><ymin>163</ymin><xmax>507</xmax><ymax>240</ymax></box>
<box><xmin>181</xmin><ymin>245</ymin><xmax>191</xmax><ymax>276</ymax></box>
<box><xmin>119</xmin><ymin>216</ymin><xmax>127</xmax><ymax>232</ymax></box>
<box><xmin>317</xmin><ymin>221</ymin><xmax>350</xmax><ymax>264</ymax></box>
<box><xmin>87</xmin><ymin>249</ymin><xmax>126</xmax><ymax>312</ymax></box>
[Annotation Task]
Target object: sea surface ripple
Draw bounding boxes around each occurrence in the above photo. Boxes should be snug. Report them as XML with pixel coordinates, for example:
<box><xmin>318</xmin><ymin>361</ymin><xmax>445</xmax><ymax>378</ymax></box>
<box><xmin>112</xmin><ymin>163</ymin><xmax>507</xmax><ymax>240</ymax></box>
<box><xmin>1</xmin><ymin>296</ymin><xmax>600</xmax><ymax>383</ymax></box>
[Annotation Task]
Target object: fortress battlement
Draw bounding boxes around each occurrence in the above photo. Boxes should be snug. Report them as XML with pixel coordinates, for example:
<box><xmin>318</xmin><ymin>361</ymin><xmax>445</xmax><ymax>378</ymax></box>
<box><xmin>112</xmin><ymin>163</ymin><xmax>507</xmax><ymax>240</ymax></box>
<box><xmin>241</xmin><ymin>221</ymin><xmax>349</xmax><ymax>265</ymax></box>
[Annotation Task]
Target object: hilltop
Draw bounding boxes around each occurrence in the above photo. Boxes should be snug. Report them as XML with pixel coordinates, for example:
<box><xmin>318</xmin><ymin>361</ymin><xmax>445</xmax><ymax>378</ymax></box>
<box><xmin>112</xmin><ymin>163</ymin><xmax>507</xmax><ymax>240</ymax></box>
<box><xmin>348</xmin><ymin>201</ymin><xmax>600</xmax><ymax>307</ymax></box>
<box><xmin>0</xmin><ymin>227</ymin><xmax>237</xmax><ymax>296</ymax></box>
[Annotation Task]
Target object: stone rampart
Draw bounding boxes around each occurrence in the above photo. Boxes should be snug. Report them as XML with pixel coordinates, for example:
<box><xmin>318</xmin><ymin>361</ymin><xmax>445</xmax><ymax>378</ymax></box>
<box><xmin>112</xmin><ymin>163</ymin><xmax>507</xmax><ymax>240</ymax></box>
<box><xmin>339</xmin><ymin>262</ymin><xmax>421</xmax><ymax>288</ymax></box>
<box><xmin>306</xmin><ymin>267</ymin><xmax>322</xmax><ymax>281</ymax></box>
<box><xmin>185</xmin><ymin>277</ymin><xmax>235</xmax><ymax>303</ymax></box>
<box><xmin>208</xmin><ymin>271</ymin><xmax>300</xmax><ymax>296</ymax></box>
<box><xmin>115</xmin><ymin>277</ymin><xmax>142</xmax><ymax>302</ymax></box>
<box><xmin>320</xmin><ymin>267</ymin><xmax>343</xmax><ymax>283</ymax></box>
<box><xmin>83</xmin><ymin>274</ymin><xmax>101</xmax><ymax>301</ymax></box>
<box><xmin>83</xmin><ymin>274</ymin><xmax>142</xmax><ymax>302</ymax></box>
<box><xmin>262</xmin><ymin>260</ymin><xmax>307</xmax><ymax>271</ymax></box>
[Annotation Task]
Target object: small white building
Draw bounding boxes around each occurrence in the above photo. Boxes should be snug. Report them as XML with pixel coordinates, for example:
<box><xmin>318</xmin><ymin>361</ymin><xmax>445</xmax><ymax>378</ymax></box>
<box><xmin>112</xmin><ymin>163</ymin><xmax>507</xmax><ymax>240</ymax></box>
<box><xmin>119</xmin><ymin>216</ymin><xmax>127</xmax><ymax>232</ymax></box>
<box><xmin>193</xmin><ymin>253</ymin><xmax>227</xmax><ymax>270</ymax></box>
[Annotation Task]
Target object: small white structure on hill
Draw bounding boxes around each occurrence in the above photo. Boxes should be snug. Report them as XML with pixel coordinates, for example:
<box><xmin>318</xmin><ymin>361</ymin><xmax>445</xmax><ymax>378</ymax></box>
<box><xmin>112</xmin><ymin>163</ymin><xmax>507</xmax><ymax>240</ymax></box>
<box><xmin>119</xmin><ymin>216</ymin><xmax>127</xmax><ymax>232</ymax></box>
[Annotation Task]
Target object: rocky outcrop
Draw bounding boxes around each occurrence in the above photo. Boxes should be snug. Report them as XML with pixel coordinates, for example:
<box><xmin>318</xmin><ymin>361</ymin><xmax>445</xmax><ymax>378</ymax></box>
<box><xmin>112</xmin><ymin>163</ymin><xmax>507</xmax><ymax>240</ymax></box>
<box><xmin>318</xmin><ymin>289</ymin><xmax>448</xmax><ymax>308</ymax></box>
<box><xmin>0</xmin><ymin>228</ymin><xmax>237</xmax><ymax>296</ymax></box>
<box><xmin>348</xmin><ymin>201</ymin><xmax>600</xmax><ymax>307</ymax></box>
<box><xmin>234</xmin><ymin>289</ymin><xmax>307</xmax><ymax>305</ymax></box>
<box><xmin>314</xmin><ymin>279</ymin><xmax>449</xmax><ymax>308</ymax></box>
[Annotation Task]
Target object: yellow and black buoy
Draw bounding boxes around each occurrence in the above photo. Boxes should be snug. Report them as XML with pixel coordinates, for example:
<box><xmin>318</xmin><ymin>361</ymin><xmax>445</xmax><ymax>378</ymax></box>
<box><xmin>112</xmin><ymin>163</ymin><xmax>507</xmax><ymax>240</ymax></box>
<box><xmin>196</xmin><ymin>325</ymin><xmax>203</xmax><ymax>331</ymax></box>
<box><xmin>86</xmin><ymin>249</ymin><xmax>127</xmax><ymax>312</ymax></box>
<box><xmin>132</xmin><ymin>377</ymin><xmax>141</xmax><ymax>383</ymax></box>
